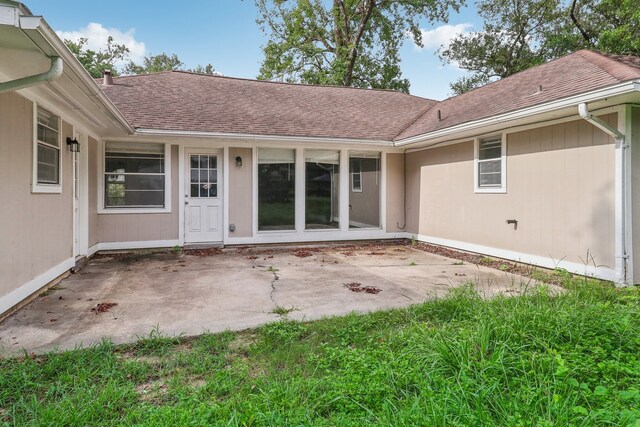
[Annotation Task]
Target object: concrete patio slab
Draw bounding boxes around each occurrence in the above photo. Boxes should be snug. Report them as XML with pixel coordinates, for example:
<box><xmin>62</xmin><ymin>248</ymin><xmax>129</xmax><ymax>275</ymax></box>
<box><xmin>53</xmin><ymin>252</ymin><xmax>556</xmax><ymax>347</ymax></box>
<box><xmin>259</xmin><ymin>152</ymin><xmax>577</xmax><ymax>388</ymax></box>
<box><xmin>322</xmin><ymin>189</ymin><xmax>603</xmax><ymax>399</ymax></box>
<box><xmin>0</xmin><ymin>243</ymin><xmax>535</xmax><ymax>355</ymax></box>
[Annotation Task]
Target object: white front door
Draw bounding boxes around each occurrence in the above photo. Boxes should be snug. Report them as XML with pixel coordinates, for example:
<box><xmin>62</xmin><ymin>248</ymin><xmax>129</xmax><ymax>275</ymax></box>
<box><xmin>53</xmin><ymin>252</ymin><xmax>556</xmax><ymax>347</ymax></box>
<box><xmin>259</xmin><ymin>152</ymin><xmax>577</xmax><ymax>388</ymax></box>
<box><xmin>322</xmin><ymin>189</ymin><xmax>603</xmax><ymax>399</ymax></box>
<box><xmin>184</xmin><ymin>149</ymin><xmax>223</xmax><ymax>243</ymax></box>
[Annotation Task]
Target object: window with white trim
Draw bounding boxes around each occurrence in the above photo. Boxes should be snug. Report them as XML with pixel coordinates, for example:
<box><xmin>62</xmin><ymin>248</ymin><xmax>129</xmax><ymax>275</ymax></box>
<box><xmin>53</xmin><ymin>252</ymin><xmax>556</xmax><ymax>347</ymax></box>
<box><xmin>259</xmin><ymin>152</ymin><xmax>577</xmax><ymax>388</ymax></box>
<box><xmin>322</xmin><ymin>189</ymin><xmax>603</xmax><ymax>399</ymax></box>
<box><xmin>36</xmin><ymin>107</ymin><xmax>61</xmax><ymax>185</ymax></box>
<box><xmin>351</xmin><ymin>159</ymin><xmax>362</xmax><ymax>192</ymax></box>
<box><xmin>476</xmin><ymin>135</ymin><xmax>505</xmax><ymax>192</ymax></box>
<box><xmin>104</xmin><ymin>142</ymin><xmax>166</xmax><ymax>208</ymax></box>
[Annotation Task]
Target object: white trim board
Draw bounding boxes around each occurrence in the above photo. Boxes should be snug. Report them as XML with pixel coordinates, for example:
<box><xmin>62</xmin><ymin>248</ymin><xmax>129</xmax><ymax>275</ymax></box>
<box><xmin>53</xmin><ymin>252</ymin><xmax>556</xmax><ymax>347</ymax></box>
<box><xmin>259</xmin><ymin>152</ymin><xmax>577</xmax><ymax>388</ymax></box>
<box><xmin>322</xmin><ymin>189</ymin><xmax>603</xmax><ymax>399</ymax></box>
<box><xmin>226</xmin><ymin>231</ymin><xmax>407</xmax><ymax>245</ymax></box>
<box><xmin>415</xmin><ymin>234</ymin><xmax>618</xmax><ymax>282</ymax></box>
<box><xmin>0</xmin><ymin>257</ymin><xmax>75</xmax><ymax>316</ymax></box>
<box><xmin>92</xmin><ymin>240</ymin><xmax>181</xmax><ymax>252</ymax></box>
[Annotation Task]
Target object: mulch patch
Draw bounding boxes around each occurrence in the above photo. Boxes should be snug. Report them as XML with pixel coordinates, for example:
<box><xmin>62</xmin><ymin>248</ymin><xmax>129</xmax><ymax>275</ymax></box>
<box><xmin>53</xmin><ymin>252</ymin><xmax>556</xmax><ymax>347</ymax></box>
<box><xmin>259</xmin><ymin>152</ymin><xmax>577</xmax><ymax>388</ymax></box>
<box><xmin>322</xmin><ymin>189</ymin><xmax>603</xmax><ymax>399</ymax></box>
<box><xmin>409</xmin><ymin>242</ymin><xmax>536</xmax><ymax>277</ymax></box>
<box><xmin>184</xmin><ymin>248</ymin><xmax>223</xmax><ymax>256</ymax></box>
<box><xmin>344</xmin><ymin>282</ymin><xmax>382</xmax><ymax>294</ymax></box>
<box><xmin>292</xmin><ymin>249</ymin><xmax>317</xmax><ymax>258</ymax></box>
<box><xmin>91</xmin><ymin>302</ymin><xmax>118</xmax><ymax>314</ymax></box>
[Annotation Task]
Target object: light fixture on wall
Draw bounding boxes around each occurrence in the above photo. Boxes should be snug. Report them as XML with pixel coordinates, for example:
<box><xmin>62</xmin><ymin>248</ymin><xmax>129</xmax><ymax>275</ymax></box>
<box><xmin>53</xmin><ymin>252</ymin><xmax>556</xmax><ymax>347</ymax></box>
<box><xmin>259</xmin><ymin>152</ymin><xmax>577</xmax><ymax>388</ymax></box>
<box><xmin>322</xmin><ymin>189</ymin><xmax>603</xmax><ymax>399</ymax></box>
<box><xmin>235</xmin><ymin>156</ymin><xmax>243</xmax><ymax>167</ymax></box>
<box><xmin>66</xmin><ymin>137</ymin><xmax>80</xmax><ymax>152</ymax></box>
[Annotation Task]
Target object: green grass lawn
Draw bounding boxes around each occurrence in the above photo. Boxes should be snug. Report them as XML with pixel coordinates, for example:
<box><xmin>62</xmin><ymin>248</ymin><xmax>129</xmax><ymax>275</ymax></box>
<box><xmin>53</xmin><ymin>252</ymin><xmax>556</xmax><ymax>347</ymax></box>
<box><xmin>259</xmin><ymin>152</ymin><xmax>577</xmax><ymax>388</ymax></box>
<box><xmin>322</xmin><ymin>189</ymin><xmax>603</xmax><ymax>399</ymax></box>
<box><xmin>2</xmin><ymin>277</ymin><xmax>640</xmax><ymax>426</ymax></box>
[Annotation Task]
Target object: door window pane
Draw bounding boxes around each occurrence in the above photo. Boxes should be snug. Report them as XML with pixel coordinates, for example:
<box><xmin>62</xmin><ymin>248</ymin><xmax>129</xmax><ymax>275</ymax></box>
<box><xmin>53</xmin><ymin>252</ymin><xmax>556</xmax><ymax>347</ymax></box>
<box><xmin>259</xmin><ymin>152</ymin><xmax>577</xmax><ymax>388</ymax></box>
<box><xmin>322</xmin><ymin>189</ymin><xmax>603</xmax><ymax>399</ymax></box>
<box><xmin>305</xmin><ymin>150</ymin><xmax>339</xmax><ymax>229</ymax></box>
<box><xmin>189</xmin><ymin>154</ymin><xmax>218</xmax><ymax>198</ymax></box>
<box><xmin>258</xmin><ymin>148</ymin><xmax>295</xmax><ymax>231</ymax></box>
<box><xmin>349</xmin><ymin>152</ymin><xmax>380</xmax><ymax>229</ymax></box>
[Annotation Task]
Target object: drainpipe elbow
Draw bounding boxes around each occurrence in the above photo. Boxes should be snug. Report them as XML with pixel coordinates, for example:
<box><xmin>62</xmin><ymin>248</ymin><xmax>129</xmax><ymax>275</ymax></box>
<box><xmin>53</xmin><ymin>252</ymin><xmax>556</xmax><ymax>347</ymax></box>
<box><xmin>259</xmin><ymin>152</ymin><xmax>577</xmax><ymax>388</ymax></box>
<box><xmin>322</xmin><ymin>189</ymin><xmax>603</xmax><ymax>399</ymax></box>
<box><xmin>578</xmin><ymin>103</ymin><xmax>591</xmax><ymax>120</ymax></box>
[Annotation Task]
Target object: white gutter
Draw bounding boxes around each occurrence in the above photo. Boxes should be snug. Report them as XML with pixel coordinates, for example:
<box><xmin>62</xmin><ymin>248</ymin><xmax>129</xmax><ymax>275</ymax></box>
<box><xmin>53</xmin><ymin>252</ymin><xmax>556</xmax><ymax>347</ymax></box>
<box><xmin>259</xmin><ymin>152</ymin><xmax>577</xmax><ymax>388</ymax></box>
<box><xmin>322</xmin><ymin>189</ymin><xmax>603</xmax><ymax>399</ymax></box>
<box><xmin>578</xmin><ymin>102</ymin><xmax>629</xmax><ymax>285</ymax></box>
<box><xmin>395</xmin><ymin>81</ymin><xmax>640</xmax><ymax>147</ymax></box>
<box><xmin>0</xmin><ymin>55</ymin><xmax>62</xmax><ymax>94</ymax></box>
<box><xmin>134</xmin><ymin>128</ymin><xmax>394</xmax><ymax>146</ymax></box>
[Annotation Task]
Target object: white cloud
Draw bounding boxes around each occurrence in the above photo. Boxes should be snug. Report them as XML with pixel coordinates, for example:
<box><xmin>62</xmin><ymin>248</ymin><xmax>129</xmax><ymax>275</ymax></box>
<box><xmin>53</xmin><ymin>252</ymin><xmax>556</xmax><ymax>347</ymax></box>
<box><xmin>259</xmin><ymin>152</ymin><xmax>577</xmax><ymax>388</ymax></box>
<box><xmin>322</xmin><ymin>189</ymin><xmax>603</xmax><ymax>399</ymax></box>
<box><xmin>57</xmin><ymin>23</ymin><xmax>146</xmax><ymax>67</ymax></box>
<box><xmin>414</xmin><ymin>23</ymin><xmax>473</xmax><ymax>51</ymax></box>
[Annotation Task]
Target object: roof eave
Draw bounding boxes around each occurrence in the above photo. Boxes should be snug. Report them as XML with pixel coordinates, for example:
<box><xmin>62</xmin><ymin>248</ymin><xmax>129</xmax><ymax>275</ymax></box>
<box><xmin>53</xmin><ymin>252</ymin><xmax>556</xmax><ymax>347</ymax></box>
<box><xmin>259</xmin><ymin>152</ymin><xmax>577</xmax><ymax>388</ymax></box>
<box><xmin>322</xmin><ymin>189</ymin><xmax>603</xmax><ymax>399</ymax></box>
<box><xmin>394</xmin><ymin>80</ymin><xmax>640</xmax><ymax>148</ymax></box>
<box><xmin>133</xmin><ymin>128</ymin><xmax>395</xmax><ymax>146</ymax></box>
<box><xmin>17</xmin><ymin>14</ymin><xmax>135</xmax><ymax>134</ymax></box>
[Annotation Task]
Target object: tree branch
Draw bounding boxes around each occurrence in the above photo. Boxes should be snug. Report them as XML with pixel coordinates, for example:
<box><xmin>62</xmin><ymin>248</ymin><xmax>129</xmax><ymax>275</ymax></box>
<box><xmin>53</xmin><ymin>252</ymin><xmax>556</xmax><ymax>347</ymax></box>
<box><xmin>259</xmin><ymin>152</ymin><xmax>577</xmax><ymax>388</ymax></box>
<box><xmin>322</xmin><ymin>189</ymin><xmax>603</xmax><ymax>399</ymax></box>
<box><xmin>570</xmin><ymin>0</ymin><xmax>592</xmax><ymax>46</ymax></box>
<box><xmin>344</xmin><ymin>0</ymin><xmax>376</xmax><ymax>85</ymax></box>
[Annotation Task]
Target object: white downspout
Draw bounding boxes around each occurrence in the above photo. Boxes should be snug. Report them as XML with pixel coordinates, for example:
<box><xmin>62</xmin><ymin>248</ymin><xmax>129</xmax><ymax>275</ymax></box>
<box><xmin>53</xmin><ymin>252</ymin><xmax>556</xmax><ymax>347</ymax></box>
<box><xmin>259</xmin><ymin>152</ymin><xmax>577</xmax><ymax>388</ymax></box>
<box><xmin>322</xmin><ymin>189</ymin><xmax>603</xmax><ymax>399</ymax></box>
<box><xmin>578</xmin><ymin>102</ymin><xmax>629</xmax><ymax>285</ymax></box>
<box><xmin>0</xmin><ymin>56</ymin><xmax>63</xmax><ymax>94</ymax></box>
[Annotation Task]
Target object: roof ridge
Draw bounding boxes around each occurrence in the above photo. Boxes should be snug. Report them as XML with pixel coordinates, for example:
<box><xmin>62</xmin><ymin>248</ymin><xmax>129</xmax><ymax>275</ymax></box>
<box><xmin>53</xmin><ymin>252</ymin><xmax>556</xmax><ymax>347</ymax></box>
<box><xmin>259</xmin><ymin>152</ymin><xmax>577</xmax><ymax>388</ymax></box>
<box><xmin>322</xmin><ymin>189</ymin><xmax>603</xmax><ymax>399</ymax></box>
<box><xmin>575</xmin><ymin>50</ymin><xmax>640</xmax><ymax>81</ymax></box>
<box><xmin>433</xmin><ymin>50</ymin><xmax>595</xmax><ymax>104</ymax></box>
<box><xmin>113</xmin><ymin>69</ymin><xmax>436</xmax><ymax>101</ymax></box>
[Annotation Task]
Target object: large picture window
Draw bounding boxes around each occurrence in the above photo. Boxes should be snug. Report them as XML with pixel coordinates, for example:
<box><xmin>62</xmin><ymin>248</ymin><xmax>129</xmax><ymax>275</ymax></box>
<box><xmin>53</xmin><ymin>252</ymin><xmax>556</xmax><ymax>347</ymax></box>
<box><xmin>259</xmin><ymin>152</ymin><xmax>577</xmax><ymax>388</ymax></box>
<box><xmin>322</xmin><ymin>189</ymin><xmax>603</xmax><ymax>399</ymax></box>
<box><xmin>104</xmin><ymin>142</ymin><xmax>166</xmax><ymax>208</ymax></box>
<box><xmin>258</xmin><ymin>148</ymin><xmax>295</xmax><ymax>231</ymax></box>
<box><xmin>36</xmin><ymin>107</ymin><xmax>60</xmax><ymax>185</ymax></box>
<box><xmin>306</xmin><ymin>150</ymin><xmax>339</xmax><ymax>230</ymax></box>
<box><xmin>475</xmin><ymin>135</ymin><xmax>506</xmax><ymax>192</ymax></box>
<box><xmin>349</xmin><ymin>152</ymin><xmax>380</xmax><ymax>229</ymax></box>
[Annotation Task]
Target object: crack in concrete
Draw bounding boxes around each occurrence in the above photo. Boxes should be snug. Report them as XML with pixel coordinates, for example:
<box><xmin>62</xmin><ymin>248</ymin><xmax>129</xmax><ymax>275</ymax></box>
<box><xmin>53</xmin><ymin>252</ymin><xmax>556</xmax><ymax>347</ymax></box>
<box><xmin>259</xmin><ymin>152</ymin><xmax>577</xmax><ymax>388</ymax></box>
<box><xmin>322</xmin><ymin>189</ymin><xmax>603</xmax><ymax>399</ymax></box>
<box><xmin>268</xmin><ymin>269</ymin><xmax>280</xmax><ymax>307</ymax></box>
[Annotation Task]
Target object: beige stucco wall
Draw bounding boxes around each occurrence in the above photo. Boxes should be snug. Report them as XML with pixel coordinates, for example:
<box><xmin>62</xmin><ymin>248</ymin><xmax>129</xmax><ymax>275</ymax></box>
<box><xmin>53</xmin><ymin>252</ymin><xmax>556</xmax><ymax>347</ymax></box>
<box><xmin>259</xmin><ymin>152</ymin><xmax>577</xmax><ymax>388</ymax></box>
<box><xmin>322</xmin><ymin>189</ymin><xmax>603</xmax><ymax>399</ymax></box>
<box><xmin>407</xmin><ymin>114</ymin><xmax>617</xmax><ymax>267</ymax></box>
<box><xmin>0</xmin><ymin>92</ymin><xmax>74</xmax><ymax>299</ymax></box>
<box><xmin>96</xmin><ymin>144</ymin><xmax>179</xmax><ymax>243</ymax></box>
<box><xmin>228</xmin><ymin>147</ymin><xmax>253</xmax><ymax>238</ymax></box>
<box><xmin>386</xmin><ymin>153</ymin><xmax>405</xmax><ymax>232</ymax></box>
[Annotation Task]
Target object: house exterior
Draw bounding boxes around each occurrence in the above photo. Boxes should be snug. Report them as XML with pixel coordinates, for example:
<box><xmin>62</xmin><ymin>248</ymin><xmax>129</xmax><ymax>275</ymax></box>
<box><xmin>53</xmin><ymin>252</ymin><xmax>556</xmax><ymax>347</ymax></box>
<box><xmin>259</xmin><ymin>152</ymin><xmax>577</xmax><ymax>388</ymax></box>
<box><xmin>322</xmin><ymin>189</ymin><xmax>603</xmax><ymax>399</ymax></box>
<box><xmin>1</xmin><ymin>0</ymin><xmax>640</xmax><ymax>317</ymax></box>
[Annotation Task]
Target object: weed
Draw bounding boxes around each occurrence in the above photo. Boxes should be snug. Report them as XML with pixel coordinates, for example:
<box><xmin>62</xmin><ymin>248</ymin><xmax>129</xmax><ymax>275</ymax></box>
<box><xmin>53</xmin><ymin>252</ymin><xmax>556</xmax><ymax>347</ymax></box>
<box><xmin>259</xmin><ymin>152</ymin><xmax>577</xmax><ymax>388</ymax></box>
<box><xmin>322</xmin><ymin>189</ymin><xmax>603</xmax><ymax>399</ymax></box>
<box><xmin>272</xmin><ymin>306</ymin><xmax>297</xmax><ymax>316</ymax></box>
<box><xmin>39</xmin><ymin>286</ymin><xmax>58</xmax><ymax>297</ymax></box>
<box><xmin>409</xmin><ymin>261</ymin><xmax>417</xmax><ymax>266</ymax></box>
<box><xmin>479</xmin><ymin>256</ymin><xmax>495</xmax><ymax>264</ymax></box>
<box><xmin>499</xmin><ymin>264</ymin><xmax>510</xmax><ymax>271</ymax></box>
<box><xmin>267</xmin><ymin>266</ymin><xmax>279</xmax><ymax>273</ymax></box>
<box><xmin>171</xmin><ymin>245</ymin><xmax>183</xmax><ymax>254</ymax></box>
<box><xmin>452</xmin><ymin>261</ymin><xmax>464</xmax><ymax>265</ymax></box>
<box><xmin>410</xmin><ymin>235</ymin><xmax>417</xmax><ymax>246</ymax></box>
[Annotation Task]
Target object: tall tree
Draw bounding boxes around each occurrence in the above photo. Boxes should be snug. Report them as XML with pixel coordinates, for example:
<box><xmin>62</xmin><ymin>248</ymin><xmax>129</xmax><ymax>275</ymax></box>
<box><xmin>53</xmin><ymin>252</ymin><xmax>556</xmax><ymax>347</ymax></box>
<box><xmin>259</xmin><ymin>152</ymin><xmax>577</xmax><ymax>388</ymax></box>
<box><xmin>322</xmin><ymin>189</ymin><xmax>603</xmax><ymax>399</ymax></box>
<box><xmin>64</xmin><ymin>36</ymin><xmax>130</xmax><ymax>78</ymax></box>
<box><xmin>123</xmin><ymin>53</ymin><xmax>184</xmax><ymax>74</ymax></box>
<box><xmin>256</xmin><ymin>0</ymin><xmax>465</xmax><ymax>93</ymax></box>
<box><xmin>441</xmin><ymin>0</ymin><xmax>640</xmax><ymax>95</ymax></box>
<box><xmin>124</xmin><ymin>53</ymin><xmax>217</xmax><ymax>75</ymax></box>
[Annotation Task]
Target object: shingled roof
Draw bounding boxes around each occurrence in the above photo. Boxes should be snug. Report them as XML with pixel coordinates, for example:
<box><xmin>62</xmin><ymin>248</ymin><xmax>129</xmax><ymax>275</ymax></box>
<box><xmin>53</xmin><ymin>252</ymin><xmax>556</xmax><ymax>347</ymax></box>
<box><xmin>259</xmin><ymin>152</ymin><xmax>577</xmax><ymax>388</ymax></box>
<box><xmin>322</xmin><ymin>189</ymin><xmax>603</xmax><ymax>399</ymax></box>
<box><xmin>395</xmin><ymin>50</ymin><xmax>640</xmax><ymax>140</ymax></box>
<box><xmin>99</xmin><ymin>50</ymin><xmax>640</xmax><ymax>142</ymax></box>
<box><xmin>99</xmin><ymin>72</ymin><xmax>435</xmax><ymax>141</ymax></box>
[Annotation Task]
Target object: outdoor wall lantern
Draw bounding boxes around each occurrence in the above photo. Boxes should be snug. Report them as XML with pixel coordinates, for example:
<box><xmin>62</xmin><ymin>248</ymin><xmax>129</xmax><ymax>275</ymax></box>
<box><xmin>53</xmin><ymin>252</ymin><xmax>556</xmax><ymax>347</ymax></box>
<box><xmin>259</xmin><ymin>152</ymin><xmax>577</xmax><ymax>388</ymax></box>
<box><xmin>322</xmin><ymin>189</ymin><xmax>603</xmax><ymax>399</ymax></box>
<box><xmin>235</xmin><ymin>156</ymin><xmax>243</xmax><ymax>167</ymax></box>
<box><xmin>66</xmin><ymin>137</ymin><xmax>80</xmax><ymax>152</ymax></box>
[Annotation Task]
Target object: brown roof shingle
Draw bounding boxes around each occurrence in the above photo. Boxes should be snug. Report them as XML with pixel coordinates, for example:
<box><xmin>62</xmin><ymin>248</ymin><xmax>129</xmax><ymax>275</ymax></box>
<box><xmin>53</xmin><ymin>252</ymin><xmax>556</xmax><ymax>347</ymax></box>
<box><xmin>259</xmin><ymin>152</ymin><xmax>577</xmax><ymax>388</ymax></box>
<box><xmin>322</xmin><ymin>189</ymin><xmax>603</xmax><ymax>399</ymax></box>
<box><xmin>100</xmin><ymin>72</ymin><xmax>436</xmax><ymax>141</ymax></box>
<box><xmin>395</xmin><ymin>50</ymin><xmax>640</xmax><ymax>140</ymax></box>
<box><xmin>99</xmin><ymin>50</ymin><xmax>640</xmax><ymax>142</ymax></box>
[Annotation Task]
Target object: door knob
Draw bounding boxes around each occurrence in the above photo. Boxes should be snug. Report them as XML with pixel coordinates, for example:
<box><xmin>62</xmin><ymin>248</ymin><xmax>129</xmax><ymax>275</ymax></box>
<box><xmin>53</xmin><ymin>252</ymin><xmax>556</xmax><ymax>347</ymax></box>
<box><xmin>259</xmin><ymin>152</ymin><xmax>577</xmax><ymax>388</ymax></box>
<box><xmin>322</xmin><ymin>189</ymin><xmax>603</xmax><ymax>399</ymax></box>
<box><xmin>185</xmin><ymin>200</ymin><xmax>189</xmax><ymax>205</ymax></box>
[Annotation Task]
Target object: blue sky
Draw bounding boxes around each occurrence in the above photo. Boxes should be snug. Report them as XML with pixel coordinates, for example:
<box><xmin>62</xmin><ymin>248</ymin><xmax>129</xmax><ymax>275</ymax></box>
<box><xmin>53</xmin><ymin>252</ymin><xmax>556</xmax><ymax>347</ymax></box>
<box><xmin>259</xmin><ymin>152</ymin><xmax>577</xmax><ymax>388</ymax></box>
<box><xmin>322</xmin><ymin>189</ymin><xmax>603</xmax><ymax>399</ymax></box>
<box><xmin>24</xmin><ymin>0</ymin><xmax>482</xmax><ymax>100</ymax></box>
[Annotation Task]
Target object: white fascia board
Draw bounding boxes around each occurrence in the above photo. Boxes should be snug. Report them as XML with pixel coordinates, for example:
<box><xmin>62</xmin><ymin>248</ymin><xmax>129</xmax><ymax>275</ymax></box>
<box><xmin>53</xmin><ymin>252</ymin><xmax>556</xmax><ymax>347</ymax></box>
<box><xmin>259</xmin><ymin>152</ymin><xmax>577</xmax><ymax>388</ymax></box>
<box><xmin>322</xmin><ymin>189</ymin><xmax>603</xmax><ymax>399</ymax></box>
<box><xmin>395</xmin><ymin>81</ymin><xmax>640</xmax><ymax>148</ymax></box>
<box><xmin>134</xmin><ymin>128</ymin><xmax>394</xmax><ymax>147</ymax></box>
<box><xmin>17</xmin><ymin>15</ymin><xmax>135</xmax><ymax>134</ymax></box>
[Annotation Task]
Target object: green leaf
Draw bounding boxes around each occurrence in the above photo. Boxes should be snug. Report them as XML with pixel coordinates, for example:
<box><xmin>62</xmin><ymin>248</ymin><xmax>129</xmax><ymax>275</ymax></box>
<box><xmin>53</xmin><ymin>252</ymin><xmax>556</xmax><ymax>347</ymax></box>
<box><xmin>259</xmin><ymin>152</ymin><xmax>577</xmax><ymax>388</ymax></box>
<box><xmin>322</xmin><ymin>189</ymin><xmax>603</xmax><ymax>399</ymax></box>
<box><xmin>594</xmin><ymin>386</ymin><xmax>609</xmax><ymax>396</ymax></box>
<box><xmin>572</xmin><ymin>406</ymin><xmax>589</xmax><ymax>415</ymax></box>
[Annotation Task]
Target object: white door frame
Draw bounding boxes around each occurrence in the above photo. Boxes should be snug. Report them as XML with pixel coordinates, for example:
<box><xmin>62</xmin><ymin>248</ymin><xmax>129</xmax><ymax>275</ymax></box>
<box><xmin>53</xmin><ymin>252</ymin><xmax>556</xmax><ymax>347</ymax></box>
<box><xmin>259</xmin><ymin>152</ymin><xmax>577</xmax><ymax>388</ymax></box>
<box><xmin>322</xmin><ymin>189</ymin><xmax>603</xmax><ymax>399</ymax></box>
<box><xmin>183</xmin><ymin>147</ymin><xmax>224</xmax><ymax>243</ymax></box>
<box><xmin>72</xmin><ymin>129</ymin><xmax>89</xmax><ymax>258</ymax></box>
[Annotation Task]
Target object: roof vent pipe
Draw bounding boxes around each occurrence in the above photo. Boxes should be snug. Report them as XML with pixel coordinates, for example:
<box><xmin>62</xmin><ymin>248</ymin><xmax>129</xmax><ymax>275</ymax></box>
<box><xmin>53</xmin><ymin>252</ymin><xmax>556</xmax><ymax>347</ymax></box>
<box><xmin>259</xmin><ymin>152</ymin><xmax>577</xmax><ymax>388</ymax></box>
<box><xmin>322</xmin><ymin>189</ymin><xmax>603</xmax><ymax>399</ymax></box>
<box><xmin>0</xmin><ymin>56</ymin><xmax>62</xmax><ymax>94</ymax></box>
<box><xmin>102</xmin><ymin>70</ymin><xmax>113</xmax><ymax>86</ymax></box>
<box><xmin>437</xmin><ymin>109</ymin><xmax>442</xmax><ymax>121</ymax></box>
